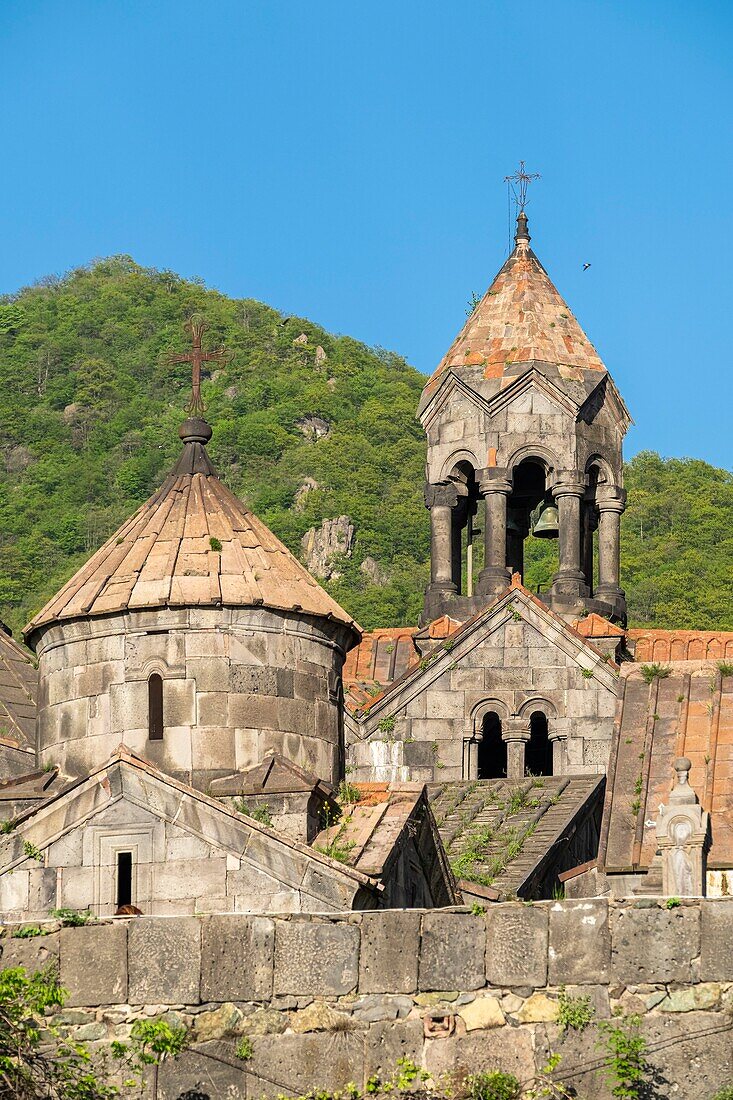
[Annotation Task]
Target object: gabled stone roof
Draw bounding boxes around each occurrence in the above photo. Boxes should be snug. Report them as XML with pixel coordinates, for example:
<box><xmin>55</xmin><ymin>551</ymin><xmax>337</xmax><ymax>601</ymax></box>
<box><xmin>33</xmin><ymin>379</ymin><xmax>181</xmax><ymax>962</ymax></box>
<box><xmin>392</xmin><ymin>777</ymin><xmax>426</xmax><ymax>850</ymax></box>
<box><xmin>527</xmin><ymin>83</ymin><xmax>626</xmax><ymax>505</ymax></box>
<box><xmin>422</xmin><ymin>213</ymin><xmax>605</xmax><ymax>402</ymax></box>
<box><xmin>346</xmin><ymin>578</ymin><xmax>619</xmax><ymax>722</ymax></box>
<box><xmin>429</xmin><ymin>775</ymin><xmax>604</xmax><ymax>900</ymax></box>
<box><xmin>24</xmin><ymin>419</ymin><xmax>359</xmax><ymax>641</ymax></box>
<box><xmin>0</xmin><ymin>746</ymin><xmax>382</xmax><ymax>908</ymax></box>
<box><xmin>599</xmin><ymin>663</ymin><xmax>733</xmax><ymax>873</ymax></box>
<box><xmin>0</xmin><ymin>627</ymin><xmax>37</xmax><ymax>752</ymax></box>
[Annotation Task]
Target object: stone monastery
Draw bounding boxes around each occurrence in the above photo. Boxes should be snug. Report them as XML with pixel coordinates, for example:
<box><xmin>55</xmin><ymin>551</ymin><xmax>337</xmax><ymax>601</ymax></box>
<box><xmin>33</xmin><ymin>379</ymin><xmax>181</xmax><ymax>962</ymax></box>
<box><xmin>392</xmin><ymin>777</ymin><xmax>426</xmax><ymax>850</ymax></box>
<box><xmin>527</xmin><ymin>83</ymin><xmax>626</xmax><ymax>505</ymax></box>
<box><xmin>1</xmin><ymin>209</ymin><xmax>732</xmax><ymax>921</ymax></box>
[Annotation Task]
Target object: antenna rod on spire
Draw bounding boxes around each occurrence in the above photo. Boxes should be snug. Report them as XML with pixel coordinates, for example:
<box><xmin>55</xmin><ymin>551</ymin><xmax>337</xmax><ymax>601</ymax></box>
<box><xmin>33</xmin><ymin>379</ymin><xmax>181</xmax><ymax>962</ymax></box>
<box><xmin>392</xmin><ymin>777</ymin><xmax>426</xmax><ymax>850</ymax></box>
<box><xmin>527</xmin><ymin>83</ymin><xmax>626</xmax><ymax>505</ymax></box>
<box><xmin>504</xmin><ymin>161</ymin><xmax>541</xmax><ymax>213</ymax></box>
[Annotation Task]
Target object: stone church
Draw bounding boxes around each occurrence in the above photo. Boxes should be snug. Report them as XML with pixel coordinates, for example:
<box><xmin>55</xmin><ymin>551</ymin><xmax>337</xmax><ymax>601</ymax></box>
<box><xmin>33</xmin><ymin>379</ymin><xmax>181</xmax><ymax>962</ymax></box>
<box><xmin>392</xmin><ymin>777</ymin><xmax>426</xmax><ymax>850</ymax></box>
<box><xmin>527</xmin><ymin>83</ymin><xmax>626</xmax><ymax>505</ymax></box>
<box><xmin>1</xmin><ymin>209</ymin><xmax>732</xmax><ymax>920</ymax></box>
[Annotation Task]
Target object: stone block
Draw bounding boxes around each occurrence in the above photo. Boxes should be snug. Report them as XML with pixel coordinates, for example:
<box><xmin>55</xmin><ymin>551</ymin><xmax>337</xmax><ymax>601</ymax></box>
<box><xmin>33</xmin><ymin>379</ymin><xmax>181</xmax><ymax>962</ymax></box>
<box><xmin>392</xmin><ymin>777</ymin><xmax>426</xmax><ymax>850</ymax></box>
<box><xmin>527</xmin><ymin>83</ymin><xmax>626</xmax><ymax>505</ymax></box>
<box><xmin>1</xmin><ymin>929</ymin><xmax>59</xmax><ymax>972</ymax></box>
<box><xmin>274</xmin><ymin>919</ymin><xmax>359</xmax><ymax>995</ymax></box>
<box><xmin>360</xmin><ymin>910</ymin><xmax>420</xmax><ymax>993</ymax></box>
<box><xmin>60</xmin><ymin>924</ymin><xmax>127</xmax><ymax>1007</ymax></box>
<box><xmin>611</xmin><ymin>904</ymin><xmax>700</xmax><ymax>984</ymax></box>
<box><xmin>230</xmin><ymin>664</ymin><xmax>278</xmax><ymax>695</ymax></box>
<box><xmin>200</xmin><ymin>914</ymin><xmax>274</xmax><ymax>1001</ymax></box>
<box><xmin>419</xmin><ymin>912</ymin><xmax>485</xmax><ymax>991</ymax></box>
<box><xmin>700</xmin><ymin>900</ymin><xmax>733</xmax><ymax>980</ymax></box>
<box><xmin>548</xmin><ymin>900</ymin><xmax>610</xmax><ymax>984</ymax></box>
<box><xmin>151</xmin><ymin>857</ymin><xmax>227</xmax><ymax>902</ymax></box>
<box><xmin>128</xmin><ymin>917</ymin><xmax>201</xmax><ymax>1004</ymax></box>
<box><xmin>246</xmin><ymin>1032</ymin><xmax>365</xmax><ymax>1099</ymax></box>
<box><xmin>423</xmin><ymin>1027</ymin><xmax>535</xmax><ymax>1082</ymax></box>
<box><xmin>459</xmin><ymin>995</ymin><xmax>505</xmax><ymax>1030</ymax></box>
<box><xmin>486</xmin><ymin>904</ymin><xmax>548</xmax><ymax>987</ymax></box>
<box><xmin>300</xmin><ymin>863</ymin><xmax>357</xmax><ymax>911</ymax></box>
<box><xmin>363</xmin><ymin>1019</ymin><xmax>424</xmax><ymax>1080</ymax></box>
<box><xmin>163</xmin><ymin>678</ymin><xmax>196</xmax><ymax>726</ymax></box>
<box><xmin>425</xmin><ymin>691</ymin><xmax>466</xmax><ymax>719</ymax></box>
<box><xmin>196</xmin><ymin>691</ymin><xmax>229</xmax><ymax>726</ymax></box>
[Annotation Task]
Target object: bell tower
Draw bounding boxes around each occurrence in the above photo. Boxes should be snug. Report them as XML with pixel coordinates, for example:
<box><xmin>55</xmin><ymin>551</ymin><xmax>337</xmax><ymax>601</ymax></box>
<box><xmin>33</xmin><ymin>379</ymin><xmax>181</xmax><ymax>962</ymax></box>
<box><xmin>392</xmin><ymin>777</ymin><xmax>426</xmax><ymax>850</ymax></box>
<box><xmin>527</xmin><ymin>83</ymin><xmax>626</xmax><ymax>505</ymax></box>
<box><xmin>418</xmin><ymin>209</ymin><xmax>630</xmax><ymax>625</ymax></box>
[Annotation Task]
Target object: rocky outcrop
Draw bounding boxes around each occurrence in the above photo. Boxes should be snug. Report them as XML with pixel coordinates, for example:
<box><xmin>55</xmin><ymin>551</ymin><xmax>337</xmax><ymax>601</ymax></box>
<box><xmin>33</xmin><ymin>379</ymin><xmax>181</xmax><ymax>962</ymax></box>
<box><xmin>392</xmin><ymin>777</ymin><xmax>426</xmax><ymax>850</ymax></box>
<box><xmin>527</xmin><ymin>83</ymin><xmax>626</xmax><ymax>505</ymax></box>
<box><xmin>301</xmin><ymin>516</ymin><xmax>355</xmax><ymax>579</ymax></box>
<box><xmin>360</xmin><ymin>556</ymin><xmax>390</xmax><ymax>586</ymax></box>
<box><xmin>296</xmin><ymin>415</ymin><xmax>331</xmax><ymax>442</ymax></box>
<box><xmin>293</xmin><ymin>478</ymin><xmax>320</xmax><ymax>512</ymax></box>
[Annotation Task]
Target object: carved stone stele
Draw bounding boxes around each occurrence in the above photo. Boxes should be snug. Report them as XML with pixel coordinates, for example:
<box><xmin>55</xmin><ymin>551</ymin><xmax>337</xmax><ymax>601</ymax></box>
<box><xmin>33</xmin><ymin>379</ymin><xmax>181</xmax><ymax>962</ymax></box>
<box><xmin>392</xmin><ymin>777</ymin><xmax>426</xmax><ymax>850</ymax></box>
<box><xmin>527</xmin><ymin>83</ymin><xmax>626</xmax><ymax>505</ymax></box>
<box><xmin>655</xmin><ymin>757</ymin><xmax>709</xmax><ymax>897</ymax></box>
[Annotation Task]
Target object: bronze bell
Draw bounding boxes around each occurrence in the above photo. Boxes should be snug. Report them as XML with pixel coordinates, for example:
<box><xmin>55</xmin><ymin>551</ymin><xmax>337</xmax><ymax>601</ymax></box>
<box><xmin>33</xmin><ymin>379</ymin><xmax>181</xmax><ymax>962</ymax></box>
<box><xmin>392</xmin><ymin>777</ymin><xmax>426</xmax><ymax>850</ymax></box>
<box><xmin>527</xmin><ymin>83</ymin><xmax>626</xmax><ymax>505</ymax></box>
<box><xmin>530</xmin><ymin>499</ymin><xmax>559</xmax><ymax>538</ymax></box>
<box><xmin>506</xmin><ymin>512</ymin><xmax>523</xmax><ymax>534</ymax></box>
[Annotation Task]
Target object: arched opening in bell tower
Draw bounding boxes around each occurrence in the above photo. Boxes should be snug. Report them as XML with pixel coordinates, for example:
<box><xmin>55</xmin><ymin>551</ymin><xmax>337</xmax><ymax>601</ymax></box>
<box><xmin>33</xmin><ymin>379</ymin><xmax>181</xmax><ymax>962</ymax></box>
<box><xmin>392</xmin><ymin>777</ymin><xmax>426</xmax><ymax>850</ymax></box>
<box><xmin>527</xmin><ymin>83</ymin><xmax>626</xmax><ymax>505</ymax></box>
<box><xmin>448</xmin><ymin>461</ymin><xmax>482</xmax><ymax>597</ymax></box>
<box><xmin>508</xmin><ymin>458</ymin><xmax>559</xmax><ymax>594</ymax></box>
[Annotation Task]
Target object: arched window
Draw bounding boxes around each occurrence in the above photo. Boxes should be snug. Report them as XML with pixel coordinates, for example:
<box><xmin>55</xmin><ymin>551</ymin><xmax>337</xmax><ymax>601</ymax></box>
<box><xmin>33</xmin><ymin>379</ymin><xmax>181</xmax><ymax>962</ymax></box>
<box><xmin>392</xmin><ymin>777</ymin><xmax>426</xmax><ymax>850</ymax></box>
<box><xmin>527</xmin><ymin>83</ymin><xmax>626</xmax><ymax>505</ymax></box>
<box><xmin>525</xmin><ymin>711</ymin><xmax>553</xmax><ymax>776</ymax></box>
<box><xmin>478</xmin><ymin>712</ymin><xmax>507</xmax><ymax>779</ymax></box>
<box><xmin>148</xmin><ymin>674</ymin><xmax>164</xmax><ymax>741</ymax></box>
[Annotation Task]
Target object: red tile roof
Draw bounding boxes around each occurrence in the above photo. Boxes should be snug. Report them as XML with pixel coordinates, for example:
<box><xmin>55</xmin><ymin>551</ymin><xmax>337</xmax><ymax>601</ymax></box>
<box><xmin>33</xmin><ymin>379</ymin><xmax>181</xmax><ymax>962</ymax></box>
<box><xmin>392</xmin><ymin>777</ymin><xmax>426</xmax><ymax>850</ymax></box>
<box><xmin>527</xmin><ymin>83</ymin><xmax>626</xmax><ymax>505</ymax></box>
<box><xmin>600</xmin><ymin>662</ymin><xmax>733</xmax><ymax>872</ymax></box>
<box><xmin>423</xmin><ymin>216</ymin><xmax>605</xmax><ymax>400</ymax></box>
<box><xmin>628</xmin><ymin>630</ymin><xmax>733</xmax><ymax>663</ymax></box>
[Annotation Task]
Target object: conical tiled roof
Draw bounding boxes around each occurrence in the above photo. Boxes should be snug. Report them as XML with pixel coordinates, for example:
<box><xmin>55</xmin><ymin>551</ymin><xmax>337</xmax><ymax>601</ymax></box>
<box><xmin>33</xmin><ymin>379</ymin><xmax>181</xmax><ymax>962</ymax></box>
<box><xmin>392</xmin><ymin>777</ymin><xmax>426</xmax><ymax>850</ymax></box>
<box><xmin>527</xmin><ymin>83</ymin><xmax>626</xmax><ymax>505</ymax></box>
<box><xmin>423</xmin><ymin>212</ymin><xmax>605</xmax><ymax>399</ymax></box>
<box><xmin>24</xmin><ymin>417</ymin><xmax>359</xmax><ymax>639</ymax></box>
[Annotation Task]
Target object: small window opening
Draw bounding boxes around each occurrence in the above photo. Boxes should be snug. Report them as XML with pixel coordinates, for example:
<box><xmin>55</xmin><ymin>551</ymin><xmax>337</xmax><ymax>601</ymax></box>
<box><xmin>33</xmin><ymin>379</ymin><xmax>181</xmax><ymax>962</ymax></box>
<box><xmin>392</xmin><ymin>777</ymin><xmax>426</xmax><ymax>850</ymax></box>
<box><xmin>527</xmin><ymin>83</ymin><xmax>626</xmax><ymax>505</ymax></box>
<box><xmin>478</xmin><ymin>712</ymin><xmax>507</xmax><ymax>779</ymax></box>
<box><xmin>116</xmin><ymin>851</ymin><xmax>133</xmax><ymax>909</ymax></box>
<box><xmin>148</xmin><ymin>674</ymin><xmax>163</xmax><ymax>741</ymax></box>
<box><xmin>525</xmin><ymin>711</ymin><xmax>553</xmax><ymax>776</ymax></box>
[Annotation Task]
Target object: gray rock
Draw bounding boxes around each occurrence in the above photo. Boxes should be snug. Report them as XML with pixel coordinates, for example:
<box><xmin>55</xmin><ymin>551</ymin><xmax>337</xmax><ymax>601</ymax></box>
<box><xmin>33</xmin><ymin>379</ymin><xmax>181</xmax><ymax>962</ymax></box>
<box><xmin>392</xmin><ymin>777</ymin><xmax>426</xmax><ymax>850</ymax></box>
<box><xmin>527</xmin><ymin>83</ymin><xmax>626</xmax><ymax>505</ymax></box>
<box><xmin>419</xmin><ymin>912</ymin><xmax>485</xmax><ymax>992</ymax></box>
<box><xmin>200</xmin><ymin>914</ymin><xmax>274</xmax><ymax>1002</ymax></box>
<box><xmin>359</xmin><ymin>910</ymin><xmax>420</xmax><ymax>994</ymax></box>
<box><xmin>611</xmin><ymin>905</ymin><xmax>700</xmax><ymax>984</ymax></box>
<box><xmin>128</xmin><ymin>918</ymin><xmax>201</xmax><ymax>1005</ymax></box>
<box><xmin>60</xmin><ymin>924</ymin><xmax>127</xmax><ymax>1008</ymax></box>
<box><xmin>274</xmin><ymin>920</ymin><xmax>359</xmax><ymax>996</ymax></box>
<box><xmin>548</xmin><ymin>899</ymin><xmax>610</xmax><ymax>984</ymax></box>
<box><xmin>486</xmin><ymin>904</ymin><xmax>548</xmax><ymax>987</ymax></box>
<box><xmin>700</xmin><ymin>900</ymin><xmax>733</xmax><ymax>981</ymax></box>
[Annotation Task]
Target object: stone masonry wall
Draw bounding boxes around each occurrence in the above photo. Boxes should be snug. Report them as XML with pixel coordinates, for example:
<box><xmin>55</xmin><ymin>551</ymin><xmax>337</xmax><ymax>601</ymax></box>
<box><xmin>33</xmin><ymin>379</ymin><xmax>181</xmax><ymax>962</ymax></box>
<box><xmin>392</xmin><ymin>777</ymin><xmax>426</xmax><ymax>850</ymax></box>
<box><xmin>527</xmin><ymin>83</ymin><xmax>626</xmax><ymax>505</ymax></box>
<box><xmin>34</xmin><ymin>605</ymin><xmax>348</xmax><ymax>789</ymax></box>
<box><xmin>3</xmin><ymin>900</ymin><xmax>733</xmax><ymax>1098</ymax></box>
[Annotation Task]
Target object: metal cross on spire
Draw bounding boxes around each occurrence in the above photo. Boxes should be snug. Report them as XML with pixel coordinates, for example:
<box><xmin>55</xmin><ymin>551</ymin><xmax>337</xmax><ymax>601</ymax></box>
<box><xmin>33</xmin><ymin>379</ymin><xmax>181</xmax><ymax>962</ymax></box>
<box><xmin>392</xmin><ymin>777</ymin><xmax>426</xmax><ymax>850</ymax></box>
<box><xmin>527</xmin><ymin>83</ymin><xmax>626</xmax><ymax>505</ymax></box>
<box><xmin>168</xmin><ymin>315</ymin><xmax>231</xmax><ymax>418</ymax></box>
<box><xmin>504</xmin><ymin>161</ymin><xmax>541</xmax><ymax>212</ymax></box>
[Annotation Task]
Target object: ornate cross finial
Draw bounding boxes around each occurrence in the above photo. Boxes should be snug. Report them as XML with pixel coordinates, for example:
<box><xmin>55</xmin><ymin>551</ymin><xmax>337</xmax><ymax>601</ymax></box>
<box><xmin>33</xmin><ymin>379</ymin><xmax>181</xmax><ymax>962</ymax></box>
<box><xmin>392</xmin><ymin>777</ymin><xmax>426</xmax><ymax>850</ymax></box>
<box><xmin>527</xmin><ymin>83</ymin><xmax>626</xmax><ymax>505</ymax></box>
<box><xmin>168</xmin><ymin>315</ymin><xmax>231</xmax><ymax>418</ymax></box>
<box><xmin>504</xmin><ymin>161</ymin><xmax>541</xmax><ymax>213</ymax></box>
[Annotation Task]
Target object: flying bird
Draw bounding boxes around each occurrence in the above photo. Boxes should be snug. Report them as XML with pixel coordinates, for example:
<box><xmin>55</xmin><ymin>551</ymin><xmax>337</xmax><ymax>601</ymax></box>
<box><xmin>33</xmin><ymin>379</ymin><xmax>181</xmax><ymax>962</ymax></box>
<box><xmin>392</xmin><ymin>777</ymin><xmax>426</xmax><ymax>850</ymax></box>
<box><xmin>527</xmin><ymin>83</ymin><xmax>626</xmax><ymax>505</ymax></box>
<box><xmin>582</xmin><ymin>263</ymin><xmax>591</xmax><ymax>271</ymax></box>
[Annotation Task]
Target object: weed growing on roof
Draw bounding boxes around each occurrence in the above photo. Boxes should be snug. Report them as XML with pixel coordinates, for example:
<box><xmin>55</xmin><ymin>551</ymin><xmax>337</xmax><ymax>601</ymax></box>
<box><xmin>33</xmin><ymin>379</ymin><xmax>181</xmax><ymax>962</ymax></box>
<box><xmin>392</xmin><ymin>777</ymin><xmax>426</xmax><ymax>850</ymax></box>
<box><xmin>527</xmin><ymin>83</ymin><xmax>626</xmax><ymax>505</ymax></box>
<box><xmin>209</xmin><ymin>536</ymin><xmax>222</xmax><ymax>552</ymax></box>
<box><xmin>581</xmin><ymin>667</ymin><xmax>595</xmax><ymax>679</ymax></box>
<box><xmin>337</xmin><ymin>780</ymin><xmax>361</xmax><ymax>805</ymax></box>
<box><xmin>718</xmin><ymin>662</ymin><xmax>733</xmax><ymax>677</ymax></box>
<box><xmin>377</xmin><ymin>715</ymin><xmax>395</xmax><ymax>735</ymax></box>
<box><xmin>470</xmin><ymin>902</ymin><xmax>486</xmax><ymax>915</ymax></box>
<box><xmin>0</xmin><ymin>818</ymin><xmax>16</xmax><ymax>834</ymax></box>
<box><xmin>597</xmin><ymin>1014</ymin><xmax>651</xmax><ymax>1100</ymax></box>
<box><xmin>557</xmin><ymin>987</ymin><xmax>594</xmax><ymax>1033</ymax></box>
<box><xmin>22</xmin><ymin>841</ymin><xmax>43</xmax><ymax>863</ymax></box>
<box><xmin>12</xmin><ymin>924</ymin><xmax>49</xmax><ymax>938</ymax></box>
<box><xmin>665</xmin><ymin>896</ymin><xmax>682</xmax><ymax>908</ymax></box>
<box><xmin>233</xmin><ymin>799</ymin><xmax>273</xmax><ymax>827</ymax></box>
<box><xmin>640</xmin><ymin>663</ymin><xmax>671</xmax><ymax>683</ymax></box>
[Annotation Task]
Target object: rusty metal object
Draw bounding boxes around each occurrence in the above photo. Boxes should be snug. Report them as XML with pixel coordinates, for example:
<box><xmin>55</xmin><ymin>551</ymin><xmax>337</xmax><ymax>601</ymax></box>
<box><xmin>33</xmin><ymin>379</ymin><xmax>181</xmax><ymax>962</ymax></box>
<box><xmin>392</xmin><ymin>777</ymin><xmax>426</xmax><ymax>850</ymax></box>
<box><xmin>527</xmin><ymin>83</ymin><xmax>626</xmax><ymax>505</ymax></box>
<box><xmin>168</xmin><ymin>315</ymin><xmax>232</xmax><ymax>417</ymax></box>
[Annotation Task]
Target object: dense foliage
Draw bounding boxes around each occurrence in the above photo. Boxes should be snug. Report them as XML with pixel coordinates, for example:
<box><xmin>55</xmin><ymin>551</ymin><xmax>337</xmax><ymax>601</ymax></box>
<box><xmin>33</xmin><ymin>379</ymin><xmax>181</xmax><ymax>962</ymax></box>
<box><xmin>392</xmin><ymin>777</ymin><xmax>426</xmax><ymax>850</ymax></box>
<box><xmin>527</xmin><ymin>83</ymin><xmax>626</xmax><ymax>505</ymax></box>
<box><xmin>0</xmin><ymin>257</ymin><xmax>730</xmax><ymax>637</ymax></box>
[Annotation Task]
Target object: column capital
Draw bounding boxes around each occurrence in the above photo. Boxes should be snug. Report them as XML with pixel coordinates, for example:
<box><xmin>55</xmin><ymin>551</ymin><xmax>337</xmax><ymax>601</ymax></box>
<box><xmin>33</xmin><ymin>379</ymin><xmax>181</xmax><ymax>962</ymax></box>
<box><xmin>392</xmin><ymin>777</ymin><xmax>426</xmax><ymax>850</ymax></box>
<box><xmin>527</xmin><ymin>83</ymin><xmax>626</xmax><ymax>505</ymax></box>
<box><xmin>595</xmin><ymin>485</ymin><xmax>627</xmax><ymax>513</ymax></box>
<box><xmin>478</xmin><ymin>467</ymin><xmax>512</xmax><ymax>496</ymax></box>
<box><xmin>548</xmin><ymin>717</ymin><xmax>570</xmax><ymax>743</ymax></box>
<box><xmin>502</xmin><ymin>717</ymin><xmax>531</xmax><ymax>743</ymax></box>
<box><xmin>552</xmin><ymin>471</ymin><xmax>586</xmax><ymax>499</ymax></box>
<box><xmin>424</xmin><ymin>481</ymin><xmax>459</xmax><ymax>509</ymax></box>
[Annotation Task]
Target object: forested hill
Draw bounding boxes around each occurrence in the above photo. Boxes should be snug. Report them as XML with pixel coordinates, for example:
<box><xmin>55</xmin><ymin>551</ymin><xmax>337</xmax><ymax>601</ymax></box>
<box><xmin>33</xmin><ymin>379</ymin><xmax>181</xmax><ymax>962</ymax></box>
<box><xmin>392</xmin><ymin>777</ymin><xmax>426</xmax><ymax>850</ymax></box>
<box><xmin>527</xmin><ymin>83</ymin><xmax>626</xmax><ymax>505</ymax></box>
<box><xmin>0</xmin><ymin>257</ymin><xmax>730</xmax><ymax>638</ymax></box>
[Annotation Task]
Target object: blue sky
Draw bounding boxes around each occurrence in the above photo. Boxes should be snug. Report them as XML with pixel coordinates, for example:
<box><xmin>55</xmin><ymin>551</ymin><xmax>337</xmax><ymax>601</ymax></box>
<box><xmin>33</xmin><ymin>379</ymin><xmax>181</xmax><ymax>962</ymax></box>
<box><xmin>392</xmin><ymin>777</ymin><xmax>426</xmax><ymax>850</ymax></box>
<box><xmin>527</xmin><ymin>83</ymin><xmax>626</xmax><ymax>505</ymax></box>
<box><xmin>1</xmin><ymin>1</ymin><xmax>731</xmax><ymax>467</ymax></box>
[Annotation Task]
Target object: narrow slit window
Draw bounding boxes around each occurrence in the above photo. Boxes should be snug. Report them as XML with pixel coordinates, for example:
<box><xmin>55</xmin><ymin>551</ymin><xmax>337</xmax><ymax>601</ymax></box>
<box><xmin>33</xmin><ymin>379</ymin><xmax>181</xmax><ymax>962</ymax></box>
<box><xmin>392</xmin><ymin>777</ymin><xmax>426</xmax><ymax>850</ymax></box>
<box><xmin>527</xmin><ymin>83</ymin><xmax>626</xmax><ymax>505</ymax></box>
<box><xmin>116</xmin><ymin>851</ymin><xmax>133</xmax><ymax>909</ymax></box>
<box><xmin>148</xmin><ymin>674</ymin><xmax>163</xmax><ymax>740</ymax></box>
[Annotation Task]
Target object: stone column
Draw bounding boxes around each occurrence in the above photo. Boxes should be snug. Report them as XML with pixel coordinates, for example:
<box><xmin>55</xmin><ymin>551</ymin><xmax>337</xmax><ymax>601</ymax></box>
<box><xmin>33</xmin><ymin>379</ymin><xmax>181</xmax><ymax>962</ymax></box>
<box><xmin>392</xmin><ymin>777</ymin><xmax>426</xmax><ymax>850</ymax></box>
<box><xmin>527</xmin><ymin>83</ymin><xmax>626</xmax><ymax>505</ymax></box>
<box><xmin>476</xmin><ymin>470</ymin><xmax>512</xmax><ymax>597</ymax></box>
<box><xmin>551</xmin><ymin>473</ymin><xmax>588</xmax><ymax>603</ymax></box>
<box><xmin>503</xmin><ymin>717</ymin><xmax>530</xmax><ymax>782</ymax></box>
<box><xmin>548</xmin><ymin>718</ymin><xmax>569</xmax><ymax>776</ymax></box>
<box><xmin>425</xmin><ymin>482</ymin><xmax>459</xmax><ymax>589</ymax></box>
<box><xmin>595</xmin><ymin>488</ymin><xmax>626</xmax><ymax>605</ymax></box>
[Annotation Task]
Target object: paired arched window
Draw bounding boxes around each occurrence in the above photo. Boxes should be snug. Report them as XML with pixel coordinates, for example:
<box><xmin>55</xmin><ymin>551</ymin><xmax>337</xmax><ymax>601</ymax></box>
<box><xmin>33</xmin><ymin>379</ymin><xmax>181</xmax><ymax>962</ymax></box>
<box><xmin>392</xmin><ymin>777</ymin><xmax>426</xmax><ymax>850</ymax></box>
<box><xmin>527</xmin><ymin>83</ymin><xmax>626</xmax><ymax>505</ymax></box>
<box><xmin>148</xmin><ymin>674</ymin><xmax>164</xmax><ymax>741</ymax></box>
<box><xmin>478</xmin><ymin>712</ymin><xmax>507</xmax><ymax>779</ymax></box>
<box><xmin>525</xmin><ymin>711</ymin><xmax>553</xmax><ymax>776</ymax></box>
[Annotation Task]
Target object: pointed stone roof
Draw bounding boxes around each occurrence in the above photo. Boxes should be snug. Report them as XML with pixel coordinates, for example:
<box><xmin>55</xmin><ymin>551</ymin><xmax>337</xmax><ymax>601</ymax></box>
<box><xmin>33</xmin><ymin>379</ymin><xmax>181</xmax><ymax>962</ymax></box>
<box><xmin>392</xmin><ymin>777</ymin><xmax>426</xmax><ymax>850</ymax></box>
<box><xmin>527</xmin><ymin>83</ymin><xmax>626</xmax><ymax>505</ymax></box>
<box><xmin>423</xmin><ymin>212</ymin><xmax>605</xmax><ymax>400</ymax></box>
<box><xmin>24</xmin><ymin>417</ymin><xmax>359</xmax><ymax>640</ymax></box>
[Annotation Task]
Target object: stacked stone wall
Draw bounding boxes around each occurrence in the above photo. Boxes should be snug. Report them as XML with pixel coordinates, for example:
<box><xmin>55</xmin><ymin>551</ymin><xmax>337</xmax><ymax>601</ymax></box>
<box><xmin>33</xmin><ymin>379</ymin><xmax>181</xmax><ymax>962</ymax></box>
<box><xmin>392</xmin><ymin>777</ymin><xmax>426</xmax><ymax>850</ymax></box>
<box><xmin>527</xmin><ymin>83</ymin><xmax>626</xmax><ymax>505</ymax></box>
<box><xmin>3</xmin><ymin>899</ymin><xmax>733</xmax><ymax>1098</ymax></box>
<box><xmin>34</xmin><ymin>605</ymin><xmax>348</xmax><ymax>788</ymax></box>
